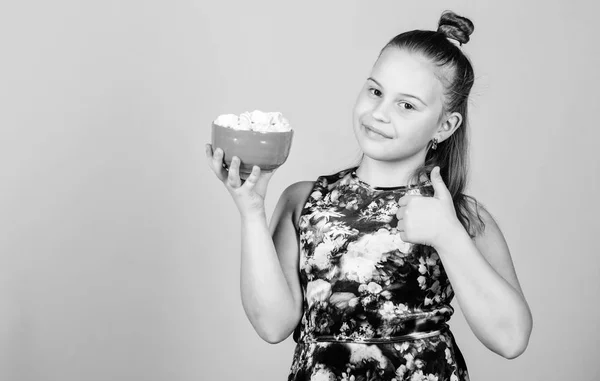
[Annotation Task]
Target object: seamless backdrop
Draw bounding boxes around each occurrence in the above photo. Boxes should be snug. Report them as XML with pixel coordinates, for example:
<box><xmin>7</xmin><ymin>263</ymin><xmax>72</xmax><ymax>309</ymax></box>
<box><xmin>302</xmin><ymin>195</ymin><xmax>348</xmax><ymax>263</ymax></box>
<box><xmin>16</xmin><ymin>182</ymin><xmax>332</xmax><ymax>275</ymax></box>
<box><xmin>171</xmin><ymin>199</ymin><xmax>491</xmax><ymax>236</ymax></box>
<box><xmin>0</xmin><ymin>1</ymin><xmax>598</xmax><ymax>380</ymax></box>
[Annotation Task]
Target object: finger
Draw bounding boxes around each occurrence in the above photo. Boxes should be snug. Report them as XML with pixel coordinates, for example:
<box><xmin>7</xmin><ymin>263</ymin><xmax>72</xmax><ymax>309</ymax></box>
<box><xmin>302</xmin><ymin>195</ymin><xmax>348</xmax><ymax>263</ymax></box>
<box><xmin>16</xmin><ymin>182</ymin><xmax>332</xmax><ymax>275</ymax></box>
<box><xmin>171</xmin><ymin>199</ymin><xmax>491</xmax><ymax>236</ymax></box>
<box><xmin>209</xmin><ymin>147</ymin><xmax>228</xmax><ymax>181</ymax></box>
<box><xmin>430</xmin><ymin>166</ymin><xmax>451</xmax><ymax>199</ymax></box>
<box><xmin>205</xmin><ymin>144</ymin><xmax>222</xmax><ymax>176</ymax></box>
<box><xmin>397</xmin><ymin>195</ymin><xmax>412</xmax><ymax>207</ymax></box>
<box><xmin>396</xmin><ymin>207</ymin><xmax>405</xmax><ymax>220</ymax></box>
<box><xmin>227</xmin><ymin>156</ymin><xmax>242</xmax><ymax>188</ymax></box>
<box><xmin>396</xmin><ymin>218</ymin><xmax>403</xmax><ymax>230</ymax></box>
<box><xmin>242</xmin><ymin>165</ymin><xmax>261</xmax><ymax>190</ymax></box>
<box><xmin>205</xmin><ymin>143</ymin><xmax>212</xmax><ymax>159</ymax></box>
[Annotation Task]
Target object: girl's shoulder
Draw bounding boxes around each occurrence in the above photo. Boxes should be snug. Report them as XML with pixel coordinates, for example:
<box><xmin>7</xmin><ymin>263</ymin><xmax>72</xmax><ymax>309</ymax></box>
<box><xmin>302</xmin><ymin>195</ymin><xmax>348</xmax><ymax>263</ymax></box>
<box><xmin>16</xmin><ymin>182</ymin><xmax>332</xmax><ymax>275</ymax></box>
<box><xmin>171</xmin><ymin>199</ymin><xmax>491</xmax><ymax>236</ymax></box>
<box><xmin>281</xmin><ymin>167</ymin><xmax>351</xmax><ymax>206</ymax></box>
<box><xmin>284</xmin><ymin>180</ymin><xmax>316</xmax><ymax>200</ymax></box>
<box><xmin>282</xmin><ymin>181</ymin><xmax>316</xmax><ymax>230</ymax></box>
<box><xmin>281</xmin><ymin>167</ymin><xmax>354</xmax><ymax>228</ymax></box>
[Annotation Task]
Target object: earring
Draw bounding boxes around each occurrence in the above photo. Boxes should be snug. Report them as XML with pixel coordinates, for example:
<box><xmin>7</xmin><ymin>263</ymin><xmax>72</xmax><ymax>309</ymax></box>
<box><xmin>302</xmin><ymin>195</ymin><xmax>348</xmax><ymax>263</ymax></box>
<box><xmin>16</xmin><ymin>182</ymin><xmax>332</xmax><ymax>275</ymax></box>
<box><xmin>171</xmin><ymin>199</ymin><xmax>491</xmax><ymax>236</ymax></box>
<box><xmin>431</xmin><ymin>138</ymin><xmax>438</xmax><ymax>150</ymax></box>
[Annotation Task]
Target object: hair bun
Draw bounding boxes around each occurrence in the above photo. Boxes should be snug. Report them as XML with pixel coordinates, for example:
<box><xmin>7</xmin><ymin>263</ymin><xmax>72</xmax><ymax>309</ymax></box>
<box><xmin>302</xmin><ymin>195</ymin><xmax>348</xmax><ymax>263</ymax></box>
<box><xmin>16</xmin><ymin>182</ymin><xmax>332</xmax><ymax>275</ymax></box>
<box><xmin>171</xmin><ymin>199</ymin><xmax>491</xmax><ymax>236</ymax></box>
<box><xmin>437</xmin><ymin>11</ymin><xmax>474</xmax><ymax>45</ymax></box>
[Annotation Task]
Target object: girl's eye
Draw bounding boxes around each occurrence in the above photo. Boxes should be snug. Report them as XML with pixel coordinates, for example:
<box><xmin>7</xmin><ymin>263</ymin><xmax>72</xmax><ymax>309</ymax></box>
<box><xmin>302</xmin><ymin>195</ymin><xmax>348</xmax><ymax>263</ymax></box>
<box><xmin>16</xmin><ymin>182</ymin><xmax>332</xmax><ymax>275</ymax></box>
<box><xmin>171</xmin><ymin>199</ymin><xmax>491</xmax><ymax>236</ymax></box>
<box><xmin>368</xmin><ymin>88</ymin><xmax>382</xmax><ymax>97</ymax></box>
<box><xmin>398</xmin><ymin>102</ymin><xmax>415</xmax><ymax>111</ymax></box>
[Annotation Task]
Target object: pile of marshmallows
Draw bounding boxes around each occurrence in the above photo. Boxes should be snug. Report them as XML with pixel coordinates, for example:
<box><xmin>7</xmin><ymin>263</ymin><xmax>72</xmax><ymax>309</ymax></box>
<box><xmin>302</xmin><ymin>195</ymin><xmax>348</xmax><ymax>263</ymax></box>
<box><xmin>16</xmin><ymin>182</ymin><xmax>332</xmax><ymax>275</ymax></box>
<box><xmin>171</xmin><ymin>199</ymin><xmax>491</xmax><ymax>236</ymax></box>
<box><xmin>214</xmin><ymin>110</ymin><xmax>291</xmax><ymax>133</ymax></box>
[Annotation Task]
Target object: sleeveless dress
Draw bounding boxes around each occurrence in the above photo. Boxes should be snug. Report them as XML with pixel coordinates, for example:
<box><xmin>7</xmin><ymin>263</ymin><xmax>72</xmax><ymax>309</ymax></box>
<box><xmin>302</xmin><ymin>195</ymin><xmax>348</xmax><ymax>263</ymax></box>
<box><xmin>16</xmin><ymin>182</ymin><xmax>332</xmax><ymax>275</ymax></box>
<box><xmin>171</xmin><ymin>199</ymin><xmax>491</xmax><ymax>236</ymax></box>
<box><xmin>287</xmin><ymin>167</ymin><xmax>470</xmax><ymax>381</ymax></box>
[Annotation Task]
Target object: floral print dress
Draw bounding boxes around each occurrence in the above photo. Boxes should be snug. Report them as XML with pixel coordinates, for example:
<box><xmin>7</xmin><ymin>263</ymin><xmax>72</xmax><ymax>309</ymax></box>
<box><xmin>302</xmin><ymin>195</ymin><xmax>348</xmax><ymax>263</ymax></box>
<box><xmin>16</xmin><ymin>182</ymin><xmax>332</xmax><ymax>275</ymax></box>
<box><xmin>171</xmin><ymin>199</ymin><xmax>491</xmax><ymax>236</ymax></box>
<box><xmin>287</xmin><ymin>167</ymin><xmax>470</xmax><ymax>381</ymax></box>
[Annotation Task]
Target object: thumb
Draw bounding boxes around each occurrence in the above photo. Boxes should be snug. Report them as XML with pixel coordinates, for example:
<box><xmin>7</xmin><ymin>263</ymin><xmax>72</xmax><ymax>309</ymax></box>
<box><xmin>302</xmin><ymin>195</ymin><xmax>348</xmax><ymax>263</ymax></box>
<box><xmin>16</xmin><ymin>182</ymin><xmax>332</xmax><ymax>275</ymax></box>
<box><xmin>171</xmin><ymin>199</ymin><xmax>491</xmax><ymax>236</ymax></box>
<box><xmin>430</xmin><ymin>166</ymin><xmax>450</xmax><ymax>199</ymax></box>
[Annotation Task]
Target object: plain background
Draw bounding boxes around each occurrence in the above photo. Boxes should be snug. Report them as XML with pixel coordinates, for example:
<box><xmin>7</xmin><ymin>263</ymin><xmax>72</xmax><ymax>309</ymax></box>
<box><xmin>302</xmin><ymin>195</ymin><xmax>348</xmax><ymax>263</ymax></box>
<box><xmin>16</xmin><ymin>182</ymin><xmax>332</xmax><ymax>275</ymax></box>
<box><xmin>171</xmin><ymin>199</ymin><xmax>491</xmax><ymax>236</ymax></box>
<box><xmin>1</xmin><ymin>1</ymin><xmax>599</xmax><ymax>380</ymax></box>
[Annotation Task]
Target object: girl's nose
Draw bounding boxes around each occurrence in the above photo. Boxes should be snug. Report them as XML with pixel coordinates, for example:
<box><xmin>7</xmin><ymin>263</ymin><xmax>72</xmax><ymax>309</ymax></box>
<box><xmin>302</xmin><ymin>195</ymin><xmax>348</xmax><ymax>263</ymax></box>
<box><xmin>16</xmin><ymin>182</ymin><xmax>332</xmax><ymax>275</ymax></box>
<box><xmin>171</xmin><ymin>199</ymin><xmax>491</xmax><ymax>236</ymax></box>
<box><xmin>371</xmin><ymin>100</ymin><xmax>390</xmax><ymax>123</ymax></box>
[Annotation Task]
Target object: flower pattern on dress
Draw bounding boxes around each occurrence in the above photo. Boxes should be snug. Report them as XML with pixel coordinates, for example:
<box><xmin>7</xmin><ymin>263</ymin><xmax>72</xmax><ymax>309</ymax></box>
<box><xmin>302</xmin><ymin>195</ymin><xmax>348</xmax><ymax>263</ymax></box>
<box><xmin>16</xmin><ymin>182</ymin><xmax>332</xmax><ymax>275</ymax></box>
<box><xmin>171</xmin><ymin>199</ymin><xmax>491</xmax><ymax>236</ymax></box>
<box><xmin>288</xmin><ymin>167</ymin><xmax>470</xmax><ymax>381</ymax></box>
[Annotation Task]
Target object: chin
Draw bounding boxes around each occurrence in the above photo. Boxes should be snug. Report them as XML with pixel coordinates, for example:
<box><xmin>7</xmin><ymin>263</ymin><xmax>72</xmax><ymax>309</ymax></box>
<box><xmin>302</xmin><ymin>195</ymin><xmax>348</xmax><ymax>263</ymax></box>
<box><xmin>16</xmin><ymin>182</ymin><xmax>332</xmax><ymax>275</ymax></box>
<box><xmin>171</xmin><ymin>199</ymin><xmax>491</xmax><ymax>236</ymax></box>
<box><xmin>355</xmin><ymin>136</ymin><xmax>419</xmax><ymax>163</ymax></box>
<box><xmin>356</xmin><ymin>141</ymin><xmax>396</xmax><ymax>161</ymax></box>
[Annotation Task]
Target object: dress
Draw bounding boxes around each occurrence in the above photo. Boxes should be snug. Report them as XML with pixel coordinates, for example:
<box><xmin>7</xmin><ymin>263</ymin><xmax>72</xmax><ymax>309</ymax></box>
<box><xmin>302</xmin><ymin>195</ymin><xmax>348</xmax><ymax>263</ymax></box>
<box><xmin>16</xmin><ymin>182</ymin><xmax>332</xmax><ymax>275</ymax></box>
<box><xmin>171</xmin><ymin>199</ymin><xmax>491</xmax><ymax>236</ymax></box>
<box><xmin>287</xmin><ymin>167</ymin><xmax>470</xmax><ymax>381</ymax></box>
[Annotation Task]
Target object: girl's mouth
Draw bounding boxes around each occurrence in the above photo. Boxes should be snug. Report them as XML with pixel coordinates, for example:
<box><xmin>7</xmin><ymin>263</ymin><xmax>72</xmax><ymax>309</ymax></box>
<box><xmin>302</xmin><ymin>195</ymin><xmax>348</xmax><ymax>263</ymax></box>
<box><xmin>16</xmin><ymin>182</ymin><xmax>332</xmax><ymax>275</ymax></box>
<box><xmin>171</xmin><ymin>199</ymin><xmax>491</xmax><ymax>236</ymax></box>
<box><xmin>363</xmin><ymin>124</ymin><xmax>392</xmax><ymax>139</ymax></box>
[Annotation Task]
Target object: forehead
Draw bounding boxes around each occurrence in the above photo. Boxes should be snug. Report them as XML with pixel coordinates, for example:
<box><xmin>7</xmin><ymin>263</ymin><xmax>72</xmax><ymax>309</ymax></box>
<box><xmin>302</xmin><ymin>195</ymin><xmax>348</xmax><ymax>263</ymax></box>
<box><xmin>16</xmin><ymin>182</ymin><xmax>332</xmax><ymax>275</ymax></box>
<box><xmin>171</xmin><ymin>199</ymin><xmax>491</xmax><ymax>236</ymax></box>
<box><xmin>370</xmin><ymin>48</ymin><xmax>443</xmax><ymax>104</ymax></box>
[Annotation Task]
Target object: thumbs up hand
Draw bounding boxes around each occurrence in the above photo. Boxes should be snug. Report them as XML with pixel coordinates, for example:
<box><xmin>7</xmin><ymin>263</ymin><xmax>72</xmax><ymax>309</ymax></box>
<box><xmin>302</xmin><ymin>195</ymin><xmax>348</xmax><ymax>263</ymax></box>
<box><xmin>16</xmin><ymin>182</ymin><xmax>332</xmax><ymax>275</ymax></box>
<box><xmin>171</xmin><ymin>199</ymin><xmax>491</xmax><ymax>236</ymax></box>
<box><xmin>395</xmin><ymin>166</ymin><xmax>463</xmax><ymax>248</ymax></box>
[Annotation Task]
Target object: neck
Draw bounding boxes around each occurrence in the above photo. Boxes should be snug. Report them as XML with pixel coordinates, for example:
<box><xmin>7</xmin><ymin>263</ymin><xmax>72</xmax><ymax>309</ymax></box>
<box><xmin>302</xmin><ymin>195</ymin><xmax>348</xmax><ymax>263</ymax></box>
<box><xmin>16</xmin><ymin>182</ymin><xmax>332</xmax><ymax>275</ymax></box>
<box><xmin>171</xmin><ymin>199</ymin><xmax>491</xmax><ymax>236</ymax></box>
<box><xmin>356</xmin><ymin>154</ymin><xmax>428</xmax><ymax>188</ymax></box>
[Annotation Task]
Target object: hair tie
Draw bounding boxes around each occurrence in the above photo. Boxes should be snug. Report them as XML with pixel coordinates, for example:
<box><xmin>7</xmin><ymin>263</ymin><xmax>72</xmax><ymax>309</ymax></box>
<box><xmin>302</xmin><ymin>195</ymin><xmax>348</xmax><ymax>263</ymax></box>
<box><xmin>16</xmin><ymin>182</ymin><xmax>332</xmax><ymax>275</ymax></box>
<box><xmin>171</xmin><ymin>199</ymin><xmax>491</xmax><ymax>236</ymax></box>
<box><xmin>446</xmin><ymin>36</ymin><xmax>462</xmax><ymax>47</ymax></box>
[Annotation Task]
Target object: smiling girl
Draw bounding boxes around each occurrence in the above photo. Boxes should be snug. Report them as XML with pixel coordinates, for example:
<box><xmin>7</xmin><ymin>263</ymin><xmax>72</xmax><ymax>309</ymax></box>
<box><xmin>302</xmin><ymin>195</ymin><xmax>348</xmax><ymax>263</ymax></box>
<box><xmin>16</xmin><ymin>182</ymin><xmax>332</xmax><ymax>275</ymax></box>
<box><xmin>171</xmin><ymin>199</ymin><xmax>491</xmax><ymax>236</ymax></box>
<box><xmin>206</xmin><ymin>10</ymin><xmax>532</xmax><ymax>381</ymax></box>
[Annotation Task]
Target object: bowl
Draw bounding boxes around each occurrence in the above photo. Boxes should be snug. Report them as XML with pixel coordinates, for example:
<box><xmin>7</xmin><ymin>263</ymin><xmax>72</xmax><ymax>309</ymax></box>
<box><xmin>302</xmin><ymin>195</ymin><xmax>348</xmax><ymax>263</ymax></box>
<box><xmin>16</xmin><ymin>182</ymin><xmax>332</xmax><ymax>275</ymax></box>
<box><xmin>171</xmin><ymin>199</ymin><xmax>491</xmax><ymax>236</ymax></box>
<box><xmin>211</xmin><ymin>122</ymin><xmax>294</xmax><ymax>179</ymax></box>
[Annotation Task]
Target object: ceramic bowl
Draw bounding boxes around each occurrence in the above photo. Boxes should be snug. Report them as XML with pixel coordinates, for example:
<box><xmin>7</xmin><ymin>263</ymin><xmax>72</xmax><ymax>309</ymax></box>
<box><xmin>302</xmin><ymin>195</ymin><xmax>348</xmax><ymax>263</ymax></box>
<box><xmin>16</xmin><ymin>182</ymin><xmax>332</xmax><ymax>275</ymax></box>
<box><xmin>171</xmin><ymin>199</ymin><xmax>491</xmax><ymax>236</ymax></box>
<box><xmin>211</xmin><ymin>123</ymin><xmax>294</xmax><ymax>179</ymax></box>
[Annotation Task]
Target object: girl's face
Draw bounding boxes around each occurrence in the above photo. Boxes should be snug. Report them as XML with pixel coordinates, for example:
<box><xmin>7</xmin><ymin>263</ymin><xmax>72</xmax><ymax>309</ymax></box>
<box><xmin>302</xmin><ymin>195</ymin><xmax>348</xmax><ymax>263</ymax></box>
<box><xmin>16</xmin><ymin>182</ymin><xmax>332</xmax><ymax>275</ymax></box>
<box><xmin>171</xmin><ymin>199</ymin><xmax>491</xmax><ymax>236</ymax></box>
<box><xmin>352</xmin><ymin>47</ymin><xmax>448</xmax><ymax>162</ymax></box>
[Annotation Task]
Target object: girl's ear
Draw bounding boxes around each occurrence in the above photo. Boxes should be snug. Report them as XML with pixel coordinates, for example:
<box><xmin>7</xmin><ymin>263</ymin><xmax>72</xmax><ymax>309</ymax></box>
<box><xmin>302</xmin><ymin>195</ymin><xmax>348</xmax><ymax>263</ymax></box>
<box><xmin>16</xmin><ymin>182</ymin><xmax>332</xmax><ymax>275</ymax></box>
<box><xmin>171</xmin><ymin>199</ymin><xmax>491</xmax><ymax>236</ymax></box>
<box><xmin>439</xmin><ymin>112</ymin><xmax>462</xmax><ymax>138</ymax></box>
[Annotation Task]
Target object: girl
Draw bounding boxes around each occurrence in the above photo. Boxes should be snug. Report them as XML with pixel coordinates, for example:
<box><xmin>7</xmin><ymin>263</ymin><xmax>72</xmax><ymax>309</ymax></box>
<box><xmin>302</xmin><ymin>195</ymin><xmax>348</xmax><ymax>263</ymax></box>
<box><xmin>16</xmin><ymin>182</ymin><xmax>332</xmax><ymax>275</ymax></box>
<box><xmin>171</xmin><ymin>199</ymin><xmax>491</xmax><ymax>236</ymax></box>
<box><xmin>206</xmin><ymin>10</ymin><xmax>532</xmax><ymax>381</ymax></box>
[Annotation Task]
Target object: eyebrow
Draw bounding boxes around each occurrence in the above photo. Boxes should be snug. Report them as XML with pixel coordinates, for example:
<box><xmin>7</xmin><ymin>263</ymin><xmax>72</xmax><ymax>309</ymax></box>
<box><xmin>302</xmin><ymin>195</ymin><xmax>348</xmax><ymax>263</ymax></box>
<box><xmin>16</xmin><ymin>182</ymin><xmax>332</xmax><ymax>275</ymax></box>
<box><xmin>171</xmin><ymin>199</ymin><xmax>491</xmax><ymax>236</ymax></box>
<box><xmin>367</xmin><ymin>77</ymin><xmax>428</xmax><ymax>106</ymax></box>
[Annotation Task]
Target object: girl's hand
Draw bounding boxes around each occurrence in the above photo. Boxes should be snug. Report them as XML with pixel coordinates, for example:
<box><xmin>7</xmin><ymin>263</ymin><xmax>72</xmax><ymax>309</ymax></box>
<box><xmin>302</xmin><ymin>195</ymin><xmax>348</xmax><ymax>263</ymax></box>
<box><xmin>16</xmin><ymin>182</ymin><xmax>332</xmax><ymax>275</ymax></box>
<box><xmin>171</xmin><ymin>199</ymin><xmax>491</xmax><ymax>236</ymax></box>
<box><xmin>395</xmin><ymin>166</ymin><xmax>462</xmax><ymax>248</ymax></box>
<box><xmin>205</xmin><ymin>143</ymin><xmax>276</xmax><ymax>218</ymax></box>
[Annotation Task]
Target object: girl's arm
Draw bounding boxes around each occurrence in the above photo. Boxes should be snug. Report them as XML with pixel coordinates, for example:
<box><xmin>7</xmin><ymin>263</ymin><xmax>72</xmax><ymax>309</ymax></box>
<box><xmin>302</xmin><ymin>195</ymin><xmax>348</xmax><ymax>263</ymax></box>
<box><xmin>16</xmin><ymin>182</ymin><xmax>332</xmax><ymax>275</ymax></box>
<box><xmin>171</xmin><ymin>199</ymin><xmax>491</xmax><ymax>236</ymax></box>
<box><xmin>239</xmin><ymin>182</ymin><xmax>308</xmax><ymax>344</ymax></box>
<box><xmin>436</xmin><ymin>205</ymin><xmax>533</xmax><ymax>359</ymax></box>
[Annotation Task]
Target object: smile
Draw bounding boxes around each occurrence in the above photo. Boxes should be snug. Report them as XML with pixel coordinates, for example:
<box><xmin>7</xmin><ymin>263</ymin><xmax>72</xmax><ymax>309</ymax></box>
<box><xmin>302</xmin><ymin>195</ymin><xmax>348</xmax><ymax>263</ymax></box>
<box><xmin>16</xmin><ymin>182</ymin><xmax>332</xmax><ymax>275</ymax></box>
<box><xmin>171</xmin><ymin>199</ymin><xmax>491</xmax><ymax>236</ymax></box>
<box><xmin>363</xmin><ymin>124</ymin><xmax>392</xmax><ymax>139</ymax></box>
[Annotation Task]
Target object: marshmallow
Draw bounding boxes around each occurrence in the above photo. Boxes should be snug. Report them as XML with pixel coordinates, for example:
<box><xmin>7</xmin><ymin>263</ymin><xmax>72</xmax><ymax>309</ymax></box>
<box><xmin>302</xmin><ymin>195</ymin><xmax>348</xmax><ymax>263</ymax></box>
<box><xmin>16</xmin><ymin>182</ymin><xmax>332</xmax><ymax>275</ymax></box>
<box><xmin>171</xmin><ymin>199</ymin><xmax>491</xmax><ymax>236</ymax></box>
<box><xmin>214</xmin><ymin>110</ymin><xmax>292</xmax><ymax>132</ymax></box>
